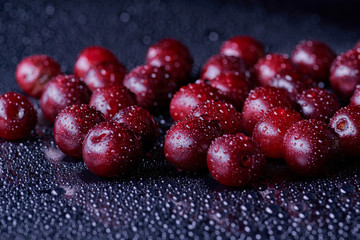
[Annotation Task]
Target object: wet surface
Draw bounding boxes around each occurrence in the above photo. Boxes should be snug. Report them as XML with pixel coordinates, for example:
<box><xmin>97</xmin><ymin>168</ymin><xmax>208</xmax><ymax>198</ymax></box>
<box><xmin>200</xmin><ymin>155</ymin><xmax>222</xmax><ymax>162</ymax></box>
<box><xmin>1</xmin><ymin>0</ymin><xmax>360</xmax><ymax>239</ymax></box>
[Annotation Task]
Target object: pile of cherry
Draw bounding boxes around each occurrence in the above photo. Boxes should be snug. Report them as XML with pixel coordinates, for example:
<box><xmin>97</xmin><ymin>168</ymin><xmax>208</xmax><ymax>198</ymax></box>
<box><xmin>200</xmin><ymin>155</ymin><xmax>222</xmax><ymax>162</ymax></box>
<box><xmin>1</xmin><ymin>37</ymin><xmax>360</xmax><ymax>187</ymax></box>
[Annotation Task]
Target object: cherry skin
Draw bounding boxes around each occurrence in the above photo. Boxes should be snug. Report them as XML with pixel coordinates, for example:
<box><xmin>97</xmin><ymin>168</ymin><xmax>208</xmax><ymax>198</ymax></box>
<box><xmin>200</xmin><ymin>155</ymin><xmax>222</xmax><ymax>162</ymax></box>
<box><xmin>89</xmin><ymin>85</ymin><xmax>137</xmax><ymax>120</ymax></box>
<box><xmin>350</xmin><ymin>85</ymin><xmax>360</xmax><ymax>106</ymax></box>
<box><xmin>254</xmin><ymin>53</ymin><xmax>294</xmax><ymax>87</ymax></box>
<box><xmin>283</xmin><ymin>119</ymin><xmax>340</xmax><ymax>176</ymax></box>
<box><xmin>330</xmin><ymin>48</ymin><xmax>360</xmax><ymax>100</ymax></box>
<box><xmin>16</xmin><ymin>55</ymin><xmax>61</xmax><ymax>99</ymax></box>
<box><xmin>82</xmin><ymin>121</ymin><xmax>142</xmax><ymax>178</ymax></box>
<box><xmin>164</xmin><ymin>115</ymin><xmax>223</xmax><ymax>171</ymax></box>
<box><xmin>74</xmin><ymin>46</ymin><xmax>119</xmax><ymax>79</ymax></box>
<box><xmin>253</xmin><ymin>107</ymin><xmax>302</xmax><ymax>159</ymax></box>
<box><xmin>123</xmin><ymin>65</ymin><xmax>177</xmax><ymax>112</ymax></box>
<box><xmin>330</xmin><ymin>106</ymin><xmax>360</xmax><ymax>158</ymax></box>
<box><xmin>0</xmin><ymin>92</ymin><xmax>37</xmax><ymax>140</ymax></box>
<box><xmin>40</xmin><ymin>75</ymin><xmax>91</xmax><ymax>123</ymax></box>
<box><xmin>113</xmin><ymin>106</ymin><xmax>158</xmax><ymax>152</ymax></box>
<box><xmin>219</xmin><ymin>35</ymin><xmax>265</xmax><ymax>67</ymax></box>
<box><xmin>207</xmin><ymin>133</ymin><xmax>266</xmax><ymax>187</ymax></box>
<box><xmin>296</xmin><ymin>87</ymin><xmax>340</xmax><ymax>123</ymax></box>
<box><xmin>169</xmin><ymin>80</ymin><xmax>223</xmax><ymax>121</ymax></box>
<box><xmin>291</xmin><ymin>40</ymin><xmax>335</xmax><ymax>84</ymax></box>
<box><xmin>241</xmin><ymin>86</ymin><xmax>294</xmax><ymax>135</ymax></box>
<box><xmin>54</xmin><ymin>104</ymin><xmax>105</xmax><ymax>159</ymax></box>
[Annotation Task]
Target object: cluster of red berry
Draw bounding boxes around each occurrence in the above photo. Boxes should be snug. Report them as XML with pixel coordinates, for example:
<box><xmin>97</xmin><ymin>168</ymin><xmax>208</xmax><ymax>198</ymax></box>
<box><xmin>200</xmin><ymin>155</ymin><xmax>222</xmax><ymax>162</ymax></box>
<box><xmin>1</xmin><ymin>37</ymin><xmax>360</xmax><ymax>186</ymax></box>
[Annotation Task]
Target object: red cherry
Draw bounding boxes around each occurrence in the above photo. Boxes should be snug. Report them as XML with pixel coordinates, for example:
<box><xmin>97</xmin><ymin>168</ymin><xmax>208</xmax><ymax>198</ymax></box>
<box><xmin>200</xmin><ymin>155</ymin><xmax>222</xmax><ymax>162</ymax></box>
<box><xmin>283</xmin><ymin>119</ymin><xmax>340</xmax><ymax>176</ymax></box>
<box><xmin>291</xmin><ymin>40</ymin><xmax>335</xmax><ymax>84</ymax></box>
<box><xmin>83</xmin><ymin>121</ymin><xmax>142</xmax><ymax>178</ymax></box>
<box><xmin>201</xmin><ymin>54</ymin><xmax>249</xmax><ymax>81</ymax></box>
<box><xmin>241</xmin><ymin>86</ymin><xmax>294</xmax><ymax>135</ymax></box>
<box><xmin>207</xmin><ymin>133</ymin><xmax>266</xmax><ymax>187</ymax></box>
<box><xmin>330</xmin><ymin>48</ymin><xmax>360</xmax><ymax>100</ymax></box>
<box><xmin>296</xmin><ymin>87</ymin><xmax>340</xmax><ymax>123</ymax></box>
<box><xmin>74</xmin><ymin>46</ymin><xmax>119</xmax><ymax>79</ymax></box>
<box><xmin>254</xmin><ymin>53</ymin><xmax>294</xmax><ymax>86</ymax></box>
<box><xmin>253</xmin><ymin>107</ymin><xmax>302</xmax><ymax>159</ymax></box>
<box><xmin>0</xmin><ymin>92</ymin><xmax>37</xmax><ymax>140</ymax></box>
<box><xmin>350</xmin><ymin>85</ymin><xmax>360</xmax><ymax>106</ymax></box>
<box><xmin>164</xmin><ymin>115</ymin><xmax>222</xmax><ymax>171</ymax></box>
<box><xmin>189</xmin><ymin>100</ymin><xmax>242</xmax><ymax>134</ymax></box>
<box><xmin>330</xmin><ymin>106</ymin><xmax>360</xmax><ymax>158</ymax></box>
<box><xmin>113</xmin><ymin>106</ymin><xmax>158</xmax><ymax>152</ymax></box>
<box><xmin>15</xmin><ymin>55</ymin><xmax>61</xmax><ymax>99</ymax></box>
<box><xmin>54</xmin><ymin>104</ymin><xmax>105</xmax><ymax>159</ymax></box>
<box><xmin>169</xmin><ymin>80</ymin><xmax>223</xmax><ymax>121</ymax></box>
<box><xmin>123</xmin><ymin>65</ymin><xmax>177</xmax><ymax>112</ymax></box>
<box><xmin>219</xmin><ymin>36</ymin><xmax>265</xmax><ymax>67</ymax></box>
<box><xmin>354</xmin><ymin>41</ymin><xmax>360</xmax><ymax>50</ymax></box>
<box><xmin>40</xmin><ymin>75</ymin><xmax>91</xmax><ymax>123</ymax></box>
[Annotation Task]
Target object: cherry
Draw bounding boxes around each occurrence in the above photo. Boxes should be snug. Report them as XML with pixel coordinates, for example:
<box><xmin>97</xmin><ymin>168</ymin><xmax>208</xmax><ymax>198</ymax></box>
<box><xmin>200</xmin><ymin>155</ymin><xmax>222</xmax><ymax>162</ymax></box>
<box><xmin>209</xmin><ymin>71</ymin><xmax>251</xmax><ymax>110</ymax></box>
<box><xmin>146</xmin><ymin>38</ymin><xmax>193</xmax><ymax>86</ymax></box>
<box><xmin>350</xmin><ymin>85</ymin><xmax>360</xmax><ymax>106</ymax></box>
<box><xmin>330</xmin><ymin>48</ymin><xmax>360</xmax><ymax>100</ymax></box>
<box><xmin>82</xmin><ymin>61</ymin><xmax>127</xmax><ymax>91</ymax></box>
<box><xmin>15</xmin><ymin>55</ymin><xmax>62</xmax><ymax>99</ymax></box>
<box><xmin>40</xmin><ymin>75</ymin><xmax>91</xmax><ymax>123</ymax></box>
<box><xmin>283</xmin><ymin>119</ymin><xmax>340</xmax><ymax>176</ymax></box>
<box><xmin>74</xmin><ymin>46</ymin><xmax>119</xmax><ymax>79</ymax></box>
<box><xmin>89</xmin><ymin>85</ymin><xmax>137</xmax><ymax>120</ymax></box>
<box><xmin>219</xmin><ymin>36</ymin><xmax>265</xmax><ymax>67</ymax></box>
<box><xmin>355</xmin><ymin>41</ymin><xmax>360</xmax><ymax>49</ymax></box>
<box><xmin>254</xmin><ymin>53</ymin><xmax>294</xmax><ymax>87</ymax></box>
<box><xmin>0</xmin><ymin>92</ymin><xmax>37</xmax><ymax>140</ymax></box>
<box><xmin>330</xmin><ymin>106</ymin><xmax>360</xmax><ymax>158</ymax></box>
<box><xmin>113</xmin><ymin>106</ymin><xmax>158</xmax><ymax>152</ymax></box>
<box><xmin>54</xmin><ymin>104</ymin><xmax>105</xmax><ymax>159</ymax></box>
<box><xmin>123</xmin><ymin>65</ymin><xmax>177</xmax><ymax>112</ymax></box>
<box><xmin>253</xmin><ymin>107</ymin><xmax>302</xmax><ymax>159</ymax></box>
<box><xmin>164</xmin><ymin>115</ymin><xmax>222</xmax><ymax>171</ymax></box>
<box><xmin>189</xmin><ymin>100</ymin><xmax>242</xmax><ymax>134</ymax></box>
<box><xmin>296</xmin><ymin>87</ymin><xmax>340</xmax><ymax>123</ymax></box>
<box><xmin>291</xmin><ymin>40</ymin><xmax>335</xmax><ymax>85</ymax></box>
<box><xmin>169</xmin><ymin>80</ymin><xmax>223</xmax><ymax>121</ymax></box>
<box><xmin>201</xmin><ymin>54</ymin><xmax>249</xmax><ymax>81</ymax></box>
<box><xmin>241</xmin><ymin>86</ymin><xmax>294</xmax><ymax>135</ymax></box>
<box><xmin>207</xmin><ymin>133</ymin><xmax>266</xmax><ymax>187</ymax></box>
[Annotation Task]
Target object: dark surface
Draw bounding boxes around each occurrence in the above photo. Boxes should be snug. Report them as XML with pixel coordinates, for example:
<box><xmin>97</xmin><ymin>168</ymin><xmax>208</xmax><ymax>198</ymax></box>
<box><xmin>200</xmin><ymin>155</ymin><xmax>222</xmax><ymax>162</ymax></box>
<box><xmin>1</xmin><ymin>0</ymin><xmax>360</xmax><ymax>239</ymax></box>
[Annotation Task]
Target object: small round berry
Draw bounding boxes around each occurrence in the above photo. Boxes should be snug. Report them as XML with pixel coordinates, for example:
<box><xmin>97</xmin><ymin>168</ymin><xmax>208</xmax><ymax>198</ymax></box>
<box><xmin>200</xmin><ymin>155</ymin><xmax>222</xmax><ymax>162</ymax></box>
<box><xmin>350</xmin><ymin>85</ymin><xmax>360</xmax><ymax>106</ymax></box>
<box><xmin>0</xmin><ymin>92</ymin><xmax>37</xmax><ymax>140</ymax></box>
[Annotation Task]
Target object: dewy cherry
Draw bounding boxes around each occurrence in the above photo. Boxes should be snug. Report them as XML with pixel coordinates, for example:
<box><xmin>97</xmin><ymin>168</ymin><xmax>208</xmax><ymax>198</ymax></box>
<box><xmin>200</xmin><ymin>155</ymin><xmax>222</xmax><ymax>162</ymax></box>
<box><xmin>350</xmin><ymin>85</ymin><xmax>360</xmax><ymax>106</ymax></box>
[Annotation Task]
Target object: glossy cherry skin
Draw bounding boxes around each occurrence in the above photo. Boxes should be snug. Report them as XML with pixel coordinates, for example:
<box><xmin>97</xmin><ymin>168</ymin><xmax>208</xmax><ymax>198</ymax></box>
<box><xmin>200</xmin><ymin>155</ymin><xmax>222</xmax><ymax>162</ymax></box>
<box><xmin>330</xmin><ymin>49</ymin><xmax>360</xmax><ymax>100</ymax></box>
<box><xmin>89</xmin><ymin>85</ymin><xmax>137</xmax><ymax>120</ymax></box>
<box><xmin>253</xmin><ymin>107</ymin><xmax>302</xmax><ymax>159</ymax></box>
<box><xmin>169</xmin><ymin>80</ymin><xmax>223</xmax><ymax>121</ymax></box>
<box><xmin>254</xmin><ymin>53</ymin><xmax>294</xmax><ymax>87</ymax></box>
<box><xmin>0</xmin><ymin>92</ymin><xmax>37</xmax><ymax>140</ymax></box>
<box><xmin>74</xmin><ymin>46</ymin><xmax>119</xmax><ymax>79</ymax></box>
<box><xmin>123</xmin><ymin>65</ymin><xmax>177</xmax><ymax>112</ymax></box>
<box><xmin>82</xmin><ymin>61</ymin><xmax>127</xmax><ymax>91</ymax></box>
<box><xmin>330</xmin><ymin>106</ymin><xmax>360</xmax><ymax>158</ymax></box>
<box><xmin>16</xmin><ymin>55</ymin><xmax>61</xmax><ymax>99</ymax></box>
<box><xmin>207</xmin><ymin>133</ymin><xmax>266</xmax><ymax>187</ymax></box>
<box><xmin>113</xmin><ymin>106</ymin><xmax>158</xmax><ymax>152</ymax></box>
<box><xmin>242</xmin><ymin>86</ymin><xmax>294</xmax><ymax>135</ymax></box>
<box><xmin>283</xmin><ymin>119</ymin><xmax>340</xmax><ymax>176</ymax></box>
<box><xmin>146</xmin><ymin>38</ymin><xmax>193</xmax><ymax>86</ymax></box>
<box><xmin>164</xmin><ymin>116</ymin><xmax>223</xmax><ymax>171</ymax></box>
<box><xmin>40</xmin><ymin>75</ymin><xmax>91</xmax><ymax>123</ymax></box>
<box><xmin>54</xmin><ymin>104</ymin><xmax>105</xmax><ymax>159</ymax></box>
<box><xmin>201</xmin><ymin>54</ymin><xmax>249</xmax><ymax>81</ymax></box>
<box><xmin>83</xmin><ymin>121</ymin><xmax>142</xmax><ymax>178</ymax></box>
<box><xmin>350</xmin><ymin>85</ymin><xmax>360</xmax><ymax>106</ymax></box>
<box><xmin>189</xmin><ymin>100</ymin><xmax>242</xmax><ymax>134</ymax></box>
<box><xmin>291</xmin><ymin>40</ymin><xmax>335</xmax><ymax>84</ymax></box>
<box><xmin>296</xmin><ymin>87</ymin><xmax>340</xmax><ymax>123</ymax></box>
<box><xmin>219</xmin><ymin>36</ymin><xmax>265</xmax><ymax>67</ymax></box>
<box><xmin>209</xmin><ymin>71</ymin><xmax>252</xmax><ymax>110</ymax></box>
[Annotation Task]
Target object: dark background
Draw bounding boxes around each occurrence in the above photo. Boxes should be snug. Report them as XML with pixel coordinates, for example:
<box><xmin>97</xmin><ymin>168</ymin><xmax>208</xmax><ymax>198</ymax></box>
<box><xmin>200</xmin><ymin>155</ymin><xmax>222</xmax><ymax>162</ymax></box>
<box><xmin>0</xmin><ymin>0</ymin><xmax>360</xmax><ymax>239</ymax></box>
